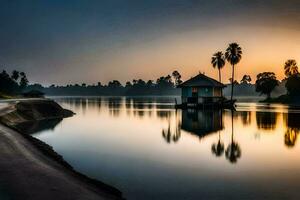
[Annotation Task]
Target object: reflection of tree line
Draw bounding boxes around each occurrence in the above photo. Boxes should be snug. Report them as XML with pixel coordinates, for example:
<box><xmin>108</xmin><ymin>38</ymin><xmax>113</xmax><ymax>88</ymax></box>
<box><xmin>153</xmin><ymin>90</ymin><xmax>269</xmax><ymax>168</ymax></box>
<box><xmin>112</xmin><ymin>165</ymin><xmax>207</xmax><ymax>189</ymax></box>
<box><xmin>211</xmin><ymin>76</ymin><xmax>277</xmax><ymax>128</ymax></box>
<box><xmin>256</xmin><ymin>111</ymin><xmax>300</xmax><ymax>148</ymax></box>
<box><xmin>256</xmin><ymin>112</ymin><xmax>277</xmax><ymax>130</ymax></box>
<box><xmin>162</xmin><ymin>110</ymin><xmax>181</xmax><ymax>143</ymax></box>
<box><xmin>161</xmin><ymin>108</ymin><xmax>300</xmax><ymax>164</ymax></box>
<box><xmin>57</xmin><ymin>98</ymin><xmax>300</xmax><ymax>149</ymax></box>
<box><xmin>57</xmin><ymin>97</ymin><xmax>176</xmax><ymax>119</ymax></box>
<box><xmin>284</xmin><ymin>113</ymin><xmax>300</xmax><ymax>148</ymax></box>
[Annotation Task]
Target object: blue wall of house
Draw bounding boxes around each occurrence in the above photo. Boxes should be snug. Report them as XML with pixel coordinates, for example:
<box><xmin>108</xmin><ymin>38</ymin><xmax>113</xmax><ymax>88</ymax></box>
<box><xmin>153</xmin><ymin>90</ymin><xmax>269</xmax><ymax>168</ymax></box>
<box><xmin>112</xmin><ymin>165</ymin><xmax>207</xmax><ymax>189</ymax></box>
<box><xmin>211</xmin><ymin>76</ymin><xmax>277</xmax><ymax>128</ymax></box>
<box><xmin>182</xmin><ymin>87</ymin><xmax>191</xmax><ymax>97</ymax></box>
<box><xmin>182</xmin><ymin>87</ymin><xmax>213</xmax><ymax>97</ymax></box>
<box><xmin>198</xmin><ymin>87</ymin><xmax>213</xmax><ymax>97</ymax></box>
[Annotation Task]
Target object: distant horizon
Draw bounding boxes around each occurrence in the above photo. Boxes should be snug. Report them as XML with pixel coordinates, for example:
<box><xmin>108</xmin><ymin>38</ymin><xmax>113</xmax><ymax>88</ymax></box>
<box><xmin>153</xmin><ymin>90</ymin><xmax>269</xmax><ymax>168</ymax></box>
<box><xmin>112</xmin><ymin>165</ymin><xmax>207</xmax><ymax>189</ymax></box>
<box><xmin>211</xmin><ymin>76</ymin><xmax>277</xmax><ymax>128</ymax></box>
<box><xmin>1</xmin><ymin>68</ymin><xmax>288</xmax><ymax>87</ymax></box>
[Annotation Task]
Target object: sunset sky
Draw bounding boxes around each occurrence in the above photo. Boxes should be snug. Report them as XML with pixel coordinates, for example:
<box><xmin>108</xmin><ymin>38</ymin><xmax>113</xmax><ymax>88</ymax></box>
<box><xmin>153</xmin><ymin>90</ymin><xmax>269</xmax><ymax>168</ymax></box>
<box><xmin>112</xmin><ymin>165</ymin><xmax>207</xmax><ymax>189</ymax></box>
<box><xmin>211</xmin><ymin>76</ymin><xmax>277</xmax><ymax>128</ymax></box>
<box><xmin>1</xmin><ymin>0</ymin><xmax>300</xmax><ymax>85</ymax></box>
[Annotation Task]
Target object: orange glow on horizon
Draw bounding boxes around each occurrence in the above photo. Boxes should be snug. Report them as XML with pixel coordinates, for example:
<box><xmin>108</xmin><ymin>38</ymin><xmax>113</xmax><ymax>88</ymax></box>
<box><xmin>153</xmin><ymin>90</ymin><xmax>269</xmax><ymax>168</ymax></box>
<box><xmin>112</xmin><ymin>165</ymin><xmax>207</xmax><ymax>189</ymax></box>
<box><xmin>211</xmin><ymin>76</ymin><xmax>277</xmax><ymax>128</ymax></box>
<box><xmin>90</xmin><ymin>25</ymin><xmax>300</xmax><ymax>84</ymax></box>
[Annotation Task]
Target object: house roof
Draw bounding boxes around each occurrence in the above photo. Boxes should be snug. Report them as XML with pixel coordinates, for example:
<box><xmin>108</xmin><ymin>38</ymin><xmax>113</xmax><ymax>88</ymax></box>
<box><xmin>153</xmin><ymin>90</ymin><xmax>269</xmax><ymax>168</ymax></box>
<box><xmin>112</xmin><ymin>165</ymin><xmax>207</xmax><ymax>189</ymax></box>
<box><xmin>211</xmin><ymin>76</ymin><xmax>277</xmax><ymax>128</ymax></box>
<box><xmin>178</xmin><ymin>73</ymin><xmax>225</xmax><ymax>88</ymax></box>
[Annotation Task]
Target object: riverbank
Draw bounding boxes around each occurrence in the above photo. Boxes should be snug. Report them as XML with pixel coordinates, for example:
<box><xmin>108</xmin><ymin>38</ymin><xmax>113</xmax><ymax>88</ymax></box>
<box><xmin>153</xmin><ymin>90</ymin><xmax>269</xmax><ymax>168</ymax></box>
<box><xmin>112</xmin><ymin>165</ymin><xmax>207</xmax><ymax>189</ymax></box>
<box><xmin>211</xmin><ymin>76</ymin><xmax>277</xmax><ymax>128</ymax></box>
<box><xmin>0</xmin><ymin>99</ymin><xmax>124</xmax><ymax>200</ymax></box>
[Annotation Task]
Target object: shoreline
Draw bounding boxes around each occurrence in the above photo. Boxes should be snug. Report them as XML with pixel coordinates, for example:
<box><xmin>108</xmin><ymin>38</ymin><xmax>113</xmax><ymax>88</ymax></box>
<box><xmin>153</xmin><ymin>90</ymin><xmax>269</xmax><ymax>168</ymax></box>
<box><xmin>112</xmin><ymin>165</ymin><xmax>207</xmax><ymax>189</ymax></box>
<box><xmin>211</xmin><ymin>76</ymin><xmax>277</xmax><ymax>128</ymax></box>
<box><xmin>0</xmin><ymin>100</ymin><xmax>124</xmax><ymax>200</ymax></box>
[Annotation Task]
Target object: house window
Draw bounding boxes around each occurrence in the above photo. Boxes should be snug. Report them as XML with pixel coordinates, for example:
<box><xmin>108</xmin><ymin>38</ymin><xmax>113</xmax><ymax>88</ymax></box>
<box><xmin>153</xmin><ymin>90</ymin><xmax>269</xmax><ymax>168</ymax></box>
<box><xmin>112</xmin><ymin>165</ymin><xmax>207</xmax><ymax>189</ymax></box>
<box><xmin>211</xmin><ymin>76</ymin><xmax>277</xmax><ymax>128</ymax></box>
<box><xmin>192</xmin><ymin>87</ymin><xmax>198</xmax><ymax>97</ymax></box>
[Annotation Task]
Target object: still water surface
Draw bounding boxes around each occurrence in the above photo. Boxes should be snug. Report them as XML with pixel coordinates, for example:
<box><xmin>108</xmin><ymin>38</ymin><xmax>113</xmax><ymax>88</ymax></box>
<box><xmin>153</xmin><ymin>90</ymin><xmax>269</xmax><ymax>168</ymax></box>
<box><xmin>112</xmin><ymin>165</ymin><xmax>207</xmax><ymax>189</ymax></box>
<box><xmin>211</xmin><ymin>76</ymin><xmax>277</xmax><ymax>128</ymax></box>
<box><xmin>31</xmin><ymin>97</ymin><xmax>300</xmax><ymax>199</ymax></box>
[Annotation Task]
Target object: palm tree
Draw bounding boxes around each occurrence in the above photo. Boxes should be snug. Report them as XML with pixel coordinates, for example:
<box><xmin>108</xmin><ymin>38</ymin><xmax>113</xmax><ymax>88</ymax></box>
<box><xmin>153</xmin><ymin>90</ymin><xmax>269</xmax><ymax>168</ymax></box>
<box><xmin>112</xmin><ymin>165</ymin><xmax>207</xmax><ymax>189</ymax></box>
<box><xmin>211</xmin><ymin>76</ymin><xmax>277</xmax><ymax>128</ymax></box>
<box><xmin>284</xmin><ymin>59</ymin><xmax>298</xmax><ymax>77</ymax></box>
<box><xmin>225</xmin><ymin>43</ymin><xmax>242</xmax><ymax>101</ymax></box>
<box><xmin>211</xmin><ymin>51</ymin><xmax>225</xmax><ymax>83</ymax></box>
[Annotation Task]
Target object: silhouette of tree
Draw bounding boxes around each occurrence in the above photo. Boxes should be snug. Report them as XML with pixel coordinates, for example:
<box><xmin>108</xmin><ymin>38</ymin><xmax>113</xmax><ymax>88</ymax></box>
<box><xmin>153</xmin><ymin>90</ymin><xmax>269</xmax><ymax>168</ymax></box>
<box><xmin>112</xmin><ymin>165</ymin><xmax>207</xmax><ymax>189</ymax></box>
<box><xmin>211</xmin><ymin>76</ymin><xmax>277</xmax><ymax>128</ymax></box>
<box><xmin>285</xmin><ymin>74</ymin><xmax>300</xmax><ymax>96</ymax></box>
<box><xmin>284</xmin><ymin>59</ymin><xmax>298</xmax><ymax>77</ymax></box>
<box><xmin>146</xmin><ymin>80</ymin><xmax>154</xmax><ymax>87</ymax></box>
<box><xmin>211</xmin><ymin>51</ymin><xmax>225</xmax><ymax>83</ymax></box>
<box><xmin>108</xmin><ymin>80</ymin><xmax>122</xmax><ymax>88</ymax></box>
<box><xmin>229</xmin><ymin>78</ymin><xmax>239</xmax><ymax>85</ymax></box>
<box><xmin>240</xmin><ymin>75</ymin><xmax>251</xmax><ymax>84</ymax></box>
<box><xmin>125</xmin><ymin>81</ymin><xmax>132</xmax><ymax>88</ymax></box>
<box><xmin>211</xmin><ymin>132</ymin><xmax>224</xmax><ymax>157</ymax></box>
<box><xmin>19</xmin><ymin>72</ymin><xmax>28</xmax><ymax>90</ymax></box>
<box><xmin>6</xmin><ymin>70</ymin><xmax>183</xmax><ymax>96</ymax></box>
<box><xmin>225</xmin><ymin>43</ymin><xmax>242</xmax><ymax>101</ymax></box>
<box><xmin>11</xmin><ymin>70</ymin><xmax>20</xmax><ymax>81</ymax></box>
<box><xmin>137</xmin><ymin>79</ymin><xmax>146</xmax><ymax>86</ymax></box>
<box><xmin>172</xmin><ymin>70</ymin><xmax>182</xmax><ymax>86</ymax></box>
<box><xmin>156</xmin><ymin>75</ymin><xmax>174</xmax><ymax>88</ymax></box>
<box><xmin>0</xmin><ymin>70</ymin><xmax>30</xmax><ymax>95</ymax></box>
<box><xmin>255</xmin><ymin>72</ymin><xmax>278</xmax><ymax>99</ymax></box>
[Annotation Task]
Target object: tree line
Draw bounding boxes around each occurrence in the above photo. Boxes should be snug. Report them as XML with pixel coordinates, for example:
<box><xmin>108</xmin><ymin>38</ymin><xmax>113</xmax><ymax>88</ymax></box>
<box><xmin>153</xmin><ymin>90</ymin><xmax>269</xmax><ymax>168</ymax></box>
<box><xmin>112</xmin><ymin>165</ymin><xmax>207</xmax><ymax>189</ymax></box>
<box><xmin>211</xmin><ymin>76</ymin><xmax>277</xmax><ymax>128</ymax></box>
<box><xmin>255</xmin><ymin>59</ymin><xmax>300</xmax><ymax>100</ymax></box>
<box><xmin>0</xmin><ymin>70</ymin><xmax>28</xmax><ymax>96</ymax></box>
<box><xmin>25</xmin><ymin>71</ymin><xmax>183</xmax><ymax>96</ymax></box>
<box><xmin>210</xmin><ymin>42</ymin><xmax>300</xmax><ymax>100</ymax></box>
<box><xmin>1</xmin><ymin>41</ymin><xmax>299</xmax><ymax>99</ymax></box>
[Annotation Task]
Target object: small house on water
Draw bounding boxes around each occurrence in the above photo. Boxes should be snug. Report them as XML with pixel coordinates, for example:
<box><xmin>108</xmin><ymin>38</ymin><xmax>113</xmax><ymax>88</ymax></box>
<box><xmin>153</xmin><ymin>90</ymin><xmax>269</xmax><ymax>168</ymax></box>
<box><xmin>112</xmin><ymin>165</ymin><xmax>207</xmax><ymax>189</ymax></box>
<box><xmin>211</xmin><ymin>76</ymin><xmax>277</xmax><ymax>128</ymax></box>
<box><xmin>177</xmin><ymin>73</ymin><xmax>225</xmax><ymax>108</ymax></box>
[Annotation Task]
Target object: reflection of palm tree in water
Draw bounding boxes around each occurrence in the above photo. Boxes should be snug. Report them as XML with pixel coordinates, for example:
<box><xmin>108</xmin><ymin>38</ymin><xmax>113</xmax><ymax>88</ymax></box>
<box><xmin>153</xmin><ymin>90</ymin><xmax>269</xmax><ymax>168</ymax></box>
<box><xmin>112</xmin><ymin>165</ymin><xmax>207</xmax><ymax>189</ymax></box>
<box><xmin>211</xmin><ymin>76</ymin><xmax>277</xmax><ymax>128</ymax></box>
<box><xmin>284</xmin><ymin>128</ymin><xmax>298</xmax><ymax>148</ymax></box>
<box><xmin>284</xmin><ymin>113</ymin><xmax>300</xmax><ymax>148</ymax></box>
<box><xmin>225</xmin><ymin>110</ymin><xmax>241</xmax><ymax>164</ymax></box>
<box><xmin>211</xmin><ymin>131</ymin><xmax>224</xmax><ymax>157</ymax></box>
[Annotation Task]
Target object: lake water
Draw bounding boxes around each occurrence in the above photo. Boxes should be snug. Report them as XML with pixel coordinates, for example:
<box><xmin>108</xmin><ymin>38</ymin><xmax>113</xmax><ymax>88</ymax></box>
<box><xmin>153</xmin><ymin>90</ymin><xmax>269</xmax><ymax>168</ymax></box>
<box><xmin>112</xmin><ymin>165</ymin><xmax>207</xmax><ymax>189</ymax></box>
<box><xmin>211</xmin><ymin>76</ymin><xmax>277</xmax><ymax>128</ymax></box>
<box><xmin>31</xmin><ymin>97</ymin><xmax>300</xmax><ymax>200</ymax></box>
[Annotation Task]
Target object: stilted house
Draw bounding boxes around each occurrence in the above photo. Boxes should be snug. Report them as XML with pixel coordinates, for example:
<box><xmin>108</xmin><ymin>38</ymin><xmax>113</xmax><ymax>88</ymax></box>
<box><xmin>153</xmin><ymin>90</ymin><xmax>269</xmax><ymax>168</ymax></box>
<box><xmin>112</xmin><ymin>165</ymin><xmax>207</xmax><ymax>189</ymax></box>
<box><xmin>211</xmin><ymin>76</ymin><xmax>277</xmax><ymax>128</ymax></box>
<box><xmin>177</xmin><ymin>73</ymin><xmax>225</xmax><ymax>107</ymax></box>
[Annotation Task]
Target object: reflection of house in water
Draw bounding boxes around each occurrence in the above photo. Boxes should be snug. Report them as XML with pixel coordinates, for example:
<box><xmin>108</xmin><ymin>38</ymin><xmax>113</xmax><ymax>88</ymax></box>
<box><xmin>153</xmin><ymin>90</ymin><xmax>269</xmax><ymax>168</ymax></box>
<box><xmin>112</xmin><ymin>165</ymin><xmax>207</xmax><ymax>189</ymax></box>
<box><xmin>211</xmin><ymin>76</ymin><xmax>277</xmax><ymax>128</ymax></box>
<box><xmin>256</xmin><ymin>112</ymin><xmax>278</xmax><ymax>130</ymax></box>
<box><xmin>181</xmin><ymin>109</ymin><xmax>223</xmax><ymax>138</ymax></box>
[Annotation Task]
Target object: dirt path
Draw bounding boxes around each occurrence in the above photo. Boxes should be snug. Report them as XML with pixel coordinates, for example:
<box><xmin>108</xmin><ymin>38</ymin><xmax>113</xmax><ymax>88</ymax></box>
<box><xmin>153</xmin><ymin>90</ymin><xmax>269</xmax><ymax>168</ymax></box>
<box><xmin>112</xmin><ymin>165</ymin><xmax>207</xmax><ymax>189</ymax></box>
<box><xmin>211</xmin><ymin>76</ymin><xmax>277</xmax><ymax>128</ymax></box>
<box><xmin>0</xmin><ymin>108</ymin><xmax>123</xmax><ymax>200</ymax></box>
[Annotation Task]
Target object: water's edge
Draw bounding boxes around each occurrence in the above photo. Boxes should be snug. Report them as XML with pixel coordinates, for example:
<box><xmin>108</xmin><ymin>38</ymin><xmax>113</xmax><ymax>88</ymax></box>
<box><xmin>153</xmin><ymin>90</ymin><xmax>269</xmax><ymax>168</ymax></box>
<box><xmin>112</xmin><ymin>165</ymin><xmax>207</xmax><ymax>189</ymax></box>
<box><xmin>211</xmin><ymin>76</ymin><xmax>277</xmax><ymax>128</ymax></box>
<box><xmin>0</xmin><ymin>101</ymin><xmax>124</xmax><ymax>199</ymax></box>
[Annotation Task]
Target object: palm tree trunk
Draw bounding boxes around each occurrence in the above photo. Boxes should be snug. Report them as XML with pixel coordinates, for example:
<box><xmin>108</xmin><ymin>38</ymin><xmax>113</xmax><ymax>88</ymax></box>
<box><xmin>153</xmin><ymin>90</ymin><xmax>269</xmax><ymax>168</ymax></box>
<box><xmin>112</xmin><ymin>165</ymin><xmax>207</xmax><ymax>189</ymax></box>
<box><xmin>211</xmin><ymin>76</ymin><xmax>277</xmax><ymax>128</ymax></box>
<box><xmin>219</xmin><ymin>69</ymin><xmax>223</xmax><ymax>97</ymax></box>
<box><xmin>231</xmin><ymin>64</ymin><xmax>235</xmax><ymax>101</ymax></box>
<box><xmin>231</xmin><ymin>110</ymin><xmax>234</xmax><ymax>143</ymax></box>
